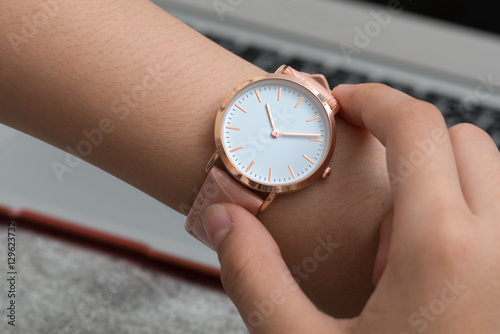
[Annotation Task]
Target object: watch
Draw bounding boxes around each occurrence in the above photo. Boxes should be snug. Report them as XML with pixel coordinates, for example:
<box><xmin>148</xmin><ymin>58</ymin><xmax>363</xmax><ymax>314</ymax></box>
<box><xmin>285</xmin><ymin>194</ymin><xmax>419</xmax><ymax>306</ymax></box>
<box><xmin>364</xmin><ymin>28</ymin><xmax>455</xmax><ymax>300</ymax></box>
<box><xmin>185</xmin><ymin>65</ymin><xmax>340</xmax><ymax>248</ymax></box>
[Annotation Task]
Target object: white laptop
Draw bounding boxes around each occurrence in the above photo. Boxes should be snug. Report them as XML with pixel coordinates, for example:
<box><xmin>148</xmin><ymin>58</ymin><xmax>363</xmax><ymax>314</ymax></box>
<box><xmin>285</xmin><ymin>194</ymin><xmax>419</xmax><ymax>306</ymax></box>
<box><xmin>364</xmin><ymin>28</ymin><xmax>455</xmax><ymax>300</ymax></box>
<box><xmin>1</xmin><ymin>0</ymin><xmax>499</xmax><ymax>272</ymax></box>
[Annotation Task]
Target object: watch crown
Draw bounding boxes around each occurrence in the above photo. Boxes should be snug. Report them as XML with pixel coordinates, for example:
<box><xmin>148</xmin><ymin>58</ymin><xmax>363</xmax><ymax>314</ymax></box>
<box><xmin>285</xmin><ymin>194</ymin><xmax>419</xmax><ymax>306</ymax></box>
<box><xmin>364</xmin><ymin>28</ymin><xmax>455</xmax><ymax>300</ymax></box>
<box><xmin>321</xmin><ymin>167</ymin><xmax>332</xmax><ymax>179</ymax></box>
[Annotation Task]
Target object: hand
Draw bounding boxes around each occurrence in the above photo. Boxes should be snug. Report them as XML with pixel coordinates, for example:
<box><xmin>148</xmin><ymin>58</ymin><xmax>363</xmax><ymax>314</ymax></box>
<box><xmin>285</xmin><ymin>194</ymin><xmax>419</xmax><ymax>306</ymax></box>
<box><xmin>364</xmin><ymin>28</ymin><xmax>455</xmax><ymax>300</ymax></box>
<box><xmin>202</xmin><ymin>84</ymin><xmax>500</xmax><ymax>333</ymax></box>
<box><xmin>0</xmin><ymin>0</ymin><xmax>391</xmax><ymax>317</ymax></box>
<box><xmin>256</xmin><ymin>105</ymin><xmax>391</xmax><ymax>317</ymax></box>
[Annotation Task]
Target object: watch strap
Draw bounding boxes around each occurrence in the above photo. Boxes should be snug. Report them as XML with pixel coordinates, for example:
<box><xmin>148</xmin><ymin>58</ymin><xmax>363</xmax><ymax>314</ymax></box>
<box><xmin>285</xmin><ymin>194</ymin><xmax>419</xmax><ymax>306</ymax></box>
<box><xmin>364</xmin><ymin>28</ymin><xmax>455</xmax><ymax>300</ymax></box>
<box><xmin>185</xmin><ymin>166</ymin><xmax>264</xmax><ymax>249</ymax></box>
<box><xmin>184</xmin><ymin>65</ymin><xmax>338</xmax><ymax>249</ymax></box>
<box><xmin>279</xmin><ymin>65</ymin><xmax>339</xmax><ymax>113</ymax></box>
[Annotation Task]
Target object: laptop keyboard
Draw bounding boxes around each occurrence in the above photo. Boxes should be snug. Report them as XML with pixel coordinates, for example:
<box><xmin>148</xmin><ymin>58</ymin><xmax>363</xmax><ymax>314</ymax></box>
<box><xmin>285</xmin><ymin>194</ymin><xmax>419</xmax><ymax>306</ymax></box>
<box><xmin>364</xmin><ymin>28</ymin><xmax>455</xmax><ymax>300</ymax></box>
<box><xmin>206</xmin><ymin>34</ymin><xmax>500</xmax><ymax>148</ymax></box>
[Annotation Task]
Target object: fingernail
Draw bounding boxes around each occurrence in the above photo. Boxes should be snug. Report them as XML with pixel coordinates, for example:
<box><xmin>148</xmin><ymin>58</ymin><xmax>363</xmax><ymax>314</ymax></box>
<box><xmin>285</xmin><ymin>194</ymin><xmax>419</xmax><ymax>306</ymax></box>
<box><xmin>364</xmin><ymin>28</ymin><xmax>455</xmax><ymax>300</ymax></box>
<box><xmin>202</xmin><ymin>204</ymin><xmax>232</xmax><ymax>250</ymax></box>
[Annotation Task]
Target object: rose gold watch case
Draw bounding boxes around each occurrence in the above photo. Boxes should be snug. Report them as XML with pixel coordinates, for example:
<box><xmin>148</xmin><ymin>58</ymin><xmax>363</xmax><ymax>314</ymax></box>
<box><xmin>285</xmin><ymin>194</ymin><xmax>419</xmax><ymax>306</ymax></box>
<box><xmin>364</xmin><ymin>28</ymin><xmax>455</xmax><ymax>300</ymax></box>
<box><xmin>214</xmin><ymin>72</ymin><xmax>338</xmax><ymax>194</ymax></box>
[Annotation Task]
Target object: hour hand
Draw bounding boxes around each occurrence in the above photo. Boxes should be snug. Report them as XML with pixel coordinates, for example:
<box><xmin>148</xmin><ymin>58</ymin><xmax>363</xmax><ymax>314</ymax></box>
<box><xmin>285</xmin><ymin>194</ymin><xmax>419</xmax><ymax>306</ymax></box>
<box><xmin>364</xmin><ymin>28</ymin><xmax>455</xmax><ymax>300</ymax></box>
<box><xmin>266</xmin><ymin>103</ymin><xmax>280</xmax><ymax>138</ymax></box>
<box><xmin>266</xmin><ymin>103</ymin><xmax>276</xmax><ymax>131</ymax></box>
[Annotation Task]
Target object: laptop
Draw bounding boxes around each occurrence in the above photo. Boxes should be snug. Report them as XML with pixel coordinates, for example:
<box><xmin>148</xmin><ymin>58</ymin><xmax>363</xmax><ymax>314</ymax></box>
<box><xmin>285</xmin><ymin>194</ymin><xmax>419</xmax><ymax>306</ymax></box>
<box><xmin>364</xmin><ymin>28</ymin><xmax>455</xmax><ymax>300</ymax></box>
<box><xmin>1</xmin><ymin>0</ymin><xmax>499</xmax><ymax>273</ymax></box>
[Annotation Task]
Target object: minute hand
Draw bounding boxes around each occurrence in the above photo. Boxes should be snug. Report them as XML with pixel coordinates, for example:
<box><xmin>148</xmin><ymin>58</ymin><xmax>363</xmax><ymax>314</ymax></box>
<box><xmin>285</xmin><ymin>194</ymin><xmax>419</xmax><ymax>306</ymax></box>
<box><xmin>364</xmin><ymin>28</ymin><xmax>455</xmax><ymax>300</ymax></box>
<box><xmin>281</xmin><ymin>132</ymin><xmax>322</xmax><ymax>137</ymax></box>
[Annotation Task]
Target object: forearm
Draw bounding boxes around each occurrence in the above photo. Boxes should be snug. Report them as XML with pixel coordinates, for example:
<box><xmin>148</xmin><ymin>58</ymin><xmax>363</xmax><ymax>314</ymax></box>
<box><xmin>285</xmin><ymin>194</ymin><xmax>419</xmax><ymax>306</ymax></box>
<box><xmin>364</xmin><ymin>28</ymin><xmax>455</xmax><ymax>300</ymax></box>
<box><xmin>0</xmin><ymin>0</ymin><xmax>392</xmax><ymax>316</ymax></box>
<box><xmin>0</xmin><ymin>0</ymin><xmax>264</xmax><ymax>213</ymax></box>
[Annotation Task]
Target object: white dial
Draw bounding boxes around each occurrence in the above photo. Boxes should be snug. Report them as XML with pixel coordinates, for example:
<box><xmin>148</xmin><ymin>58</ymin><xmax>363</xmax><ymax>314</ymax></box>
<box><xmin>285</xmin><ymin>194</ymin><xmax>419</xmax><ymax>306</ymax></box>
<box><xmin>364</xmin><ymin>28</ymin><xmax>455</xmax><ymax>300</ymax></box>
<box><xmin>221</xmin><ymin>78</ymin><xmax>332</xmax><ymax>188</ymax></box>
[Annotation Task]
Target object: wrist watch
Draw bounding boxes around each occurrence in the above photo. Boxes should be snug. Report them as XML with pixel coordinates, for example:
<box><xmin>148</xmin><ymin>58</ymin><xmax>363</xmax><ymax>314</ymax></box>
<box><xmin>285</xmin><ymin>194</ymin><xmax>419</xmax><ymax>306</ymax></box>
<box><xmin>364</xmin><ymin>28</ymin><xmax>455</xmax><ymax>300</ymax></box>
<box><xmin>185</xmin><ymin>65</ymin><xmax>340</xmax><ymax>248</ymax></box>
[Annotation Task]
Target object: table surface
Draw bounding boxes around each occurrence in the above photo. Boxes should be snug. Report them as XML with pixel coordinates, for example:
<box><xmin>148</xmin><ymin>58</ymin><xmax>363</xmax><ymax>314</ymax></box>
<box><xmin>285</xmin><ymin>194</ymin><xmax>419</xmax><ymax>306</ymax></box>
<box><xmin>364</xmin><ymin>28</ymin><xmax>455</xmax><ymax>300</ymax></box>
<box><xmin>0</xmin><ymin>219</ymin><xmax>246</xmax><ymax>334</ymax></box>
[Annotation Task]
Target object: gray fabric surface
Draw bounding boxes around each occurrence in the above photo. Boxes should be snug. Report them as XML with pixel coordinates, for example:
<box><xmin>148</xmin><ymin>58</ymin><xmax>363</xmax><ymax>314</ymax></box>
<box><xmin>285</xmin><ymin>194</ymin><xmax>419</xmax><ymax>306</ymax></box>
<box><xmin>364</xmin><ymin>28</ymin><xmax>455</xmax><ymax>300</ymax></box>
<box><xmin>0</xmin><ymin>223</ymin><xmax>247</xmax><ymax>334</ymax></box>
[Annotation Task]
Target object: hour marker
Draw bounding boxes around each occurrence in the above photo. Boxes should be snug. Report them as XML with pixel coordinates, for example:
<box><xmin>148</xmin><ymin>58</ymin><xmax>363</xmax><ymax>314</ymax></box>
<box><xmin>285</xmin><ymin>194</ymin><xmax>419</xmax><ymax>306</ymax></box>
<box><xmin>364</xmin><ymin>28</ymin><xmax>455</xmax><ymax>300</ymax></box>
<box><xmin>235</xmin><ymin>104</ymin><xmax>247</xmax><ymax>113</ymax></box>
<box><xmin>269</xmin><ymin>168</ymin><xmax>272</xmax><ymax>182</ymax></box>
<box><xmin>306</xmin><ymin>116</ymin><xmax>320</xmax><ymax>122</ymax></box>
<box><xmin>303</xmin><ymin>154</ymin><xmax>315</xmax><ymax>164</ymax></box>
<box><xmin>245</xmin><ymin>161</ymin><xmax>255</xmax><ymax>173</ymax></box>
<box><xmin>278</xmin><ymin>87</ymin><xmax>281</xmax><ymax>101</ymax></box>
<box><xmin>226</xmin><ymin>126</ymin><xmax>240</xmax><ymax>130</ymax></box>
<box><xmin>295</xmin><ymin>96</ymin><xmax>304</xmax><ymax>108</ymax></box>
<box><xmin>309</xmin><ymin>138</ymin><xmax>324</xmax><ymax>142</ymax></box>
<box><xmin>288</xmin><ymin>165</ymin><xmax>296</xmax><ymax>179</ymax></box>
<box><xmin>255</xmin><ymin>90</ymin><xmax>262</xmax><ymax>103</ymax></box>
<box><xmin>230</xmin><ymin>146</ymin><xmax>243</xmax><ymax>153</ymax></box>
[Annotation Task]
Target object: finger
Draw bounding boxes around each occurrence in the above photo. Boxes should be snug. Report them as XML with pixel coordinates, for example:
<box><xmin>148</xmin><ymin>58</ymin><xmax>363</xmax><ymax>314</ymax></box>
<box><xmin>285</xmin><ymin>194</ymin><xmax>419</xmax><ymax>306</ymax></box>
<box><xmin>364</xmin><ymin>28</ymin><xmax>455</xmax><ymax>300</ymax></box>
<box><xmin>333</xmin><ymin>84</ymin><xmax>464</xmax><ymax>216</ymax></box>
<box><xmin>202</xmin><ymin>204</ymin><xmax>342</xmax><ymax>334</ymax></box>
<box><xmin>449</xmin><ymin>123</ymin><xmax>500</xmax><ymax>216</ymax></box>
<box><xmin>372</xmin><ymin>207</ymin><xmax>393</xmax><ymax>286</ymax></box>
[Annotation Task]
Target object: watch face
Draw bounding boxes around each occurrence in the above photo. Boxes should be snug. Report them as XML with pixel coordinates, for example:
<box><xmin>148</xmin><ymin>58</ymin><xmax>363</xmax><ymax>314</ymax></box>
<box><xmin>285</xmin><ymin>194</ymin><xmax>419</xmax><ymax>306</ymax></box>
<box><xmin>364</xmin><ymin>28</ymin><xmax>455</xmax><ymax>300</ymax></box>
<box><xmin>215</xmin><ymin>74</ymin><xmax>336</xmax><ymax>193</ymax></box>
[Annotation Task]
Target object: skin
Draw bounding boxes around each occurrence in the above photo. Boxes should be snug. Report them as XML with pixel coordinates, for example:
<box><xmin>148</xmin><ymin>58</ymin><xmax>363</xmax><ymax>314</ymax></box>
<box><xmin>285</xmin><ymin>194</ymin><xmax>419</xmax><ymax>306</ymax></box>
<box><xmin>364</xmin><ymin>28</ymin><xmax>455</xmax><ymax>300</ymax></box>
<box><xmin>0</xmin><ymin>0</ymin><xmax>391</xmax><ymax>317</ymax></box>
<box><xmin>205</xmin><ymin>84</ymin><xmax>500</xmax><ymax>333</ymax></box>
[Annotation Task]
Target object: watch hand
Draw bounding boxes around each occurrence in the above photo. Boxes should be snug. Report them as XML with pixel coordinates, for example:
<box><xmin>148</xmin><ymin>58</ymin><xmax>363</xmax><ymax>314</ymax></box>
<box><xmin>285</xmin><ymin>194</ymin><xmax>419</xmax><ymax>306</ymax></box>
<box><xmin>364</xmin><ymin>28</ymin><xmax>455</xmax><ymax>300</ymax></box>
<box><xmin>266</xmin><ymin>103</ymin><xmax>280</xmax><ymax>138</ymax></box>
<box><xmin>266</xmin><ymin>103</ymin><xmax>276</xmax><ymax>132</ymax></box>
<box><xmin>281</xmin><ymin>132</ymin><xmax>322</xmax><ymax>137</ymax></box>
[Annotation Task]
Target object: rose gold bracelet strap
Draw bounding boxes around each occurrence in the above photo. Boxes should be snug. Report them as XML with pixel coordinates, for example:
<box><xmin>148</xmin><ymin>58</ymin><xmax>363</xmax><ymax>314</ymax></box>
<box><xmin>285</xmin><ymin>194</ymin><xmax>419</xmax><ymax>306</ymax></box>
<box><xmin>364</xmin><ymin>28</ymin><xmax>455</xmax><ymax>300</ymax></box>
<box><xmin>280</xmin><ymin>66</ymin><xmax>340</xmax><ymax>114</ymax></box>
<box><xmin>184</xmin><ymin>166</ymin><xmax>264</xmax><ymax>249</ymax></box>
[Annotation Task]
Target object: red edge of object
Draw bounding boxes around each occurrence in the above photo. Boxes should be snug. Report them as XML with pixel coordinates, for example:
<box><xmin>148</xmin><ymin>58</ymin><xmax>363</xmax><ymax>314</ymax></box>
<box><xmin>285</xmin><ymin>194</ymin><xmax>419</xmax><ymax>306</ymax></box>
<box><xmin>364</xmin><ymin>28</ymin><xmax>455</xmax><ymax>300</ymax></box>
<box><xmin>0</xmin><ymin>204</ymin><xmax>221</xmax><ymax>278</ymax></box>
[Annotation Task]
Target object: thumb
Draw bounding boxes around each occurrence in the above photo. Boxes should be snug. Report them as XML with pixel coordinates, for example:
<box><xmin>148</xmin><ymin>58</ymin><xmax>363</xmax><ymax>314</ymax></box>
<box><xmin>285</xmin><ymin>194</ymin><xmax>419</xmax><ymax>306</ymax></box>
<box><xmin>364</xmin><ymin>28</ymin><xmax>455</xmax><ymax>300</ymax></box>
<box><xmin>202</xmin><ymin>203</ymin><xmax>343</xmax><ymax>334</ymax></box>
<box><xmin>372</xmin><ymin>207</ymin><xmax>393</xmax><ymax>286</ymax></box>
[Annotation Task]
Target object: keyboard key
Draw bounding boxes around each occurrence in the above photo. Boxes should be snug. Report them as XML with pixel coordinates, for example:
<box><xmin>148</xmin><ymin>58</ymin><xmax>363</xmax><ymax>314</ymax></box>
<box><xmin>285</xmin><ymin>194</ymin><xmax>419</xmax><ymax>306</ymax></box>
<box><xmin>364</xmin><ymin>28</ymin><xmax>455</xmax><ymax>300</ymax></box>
<box><xmin>287</xmin><ymin>58</ymin><xmax>327</xmax><ymax>75</ymax></box>
<box><xmin>422</xmin><ymin>93</ymin><xmax>458</xmax><ymax>117</ymax></box>
<box><xmin>203</xmin><ymin>31</ymin><xmax>500</xmax><ymax>148</ymax></box>
<box><xmin>474</xmin><ymin>109</ymin><xmax>497</xmax><ymax>130</ymax></box>
<box><xmin>286</xmin><ymin>58</ymin><xmax>306</xmax><ymax>71</ymax></box>
<box><xmin>379</xmin><ymin>80</ymin><xmax>416</xmax><ymax>97</ymax></box>
<box><xmin>445</xmin><ymin>114</ymin><xmax>464</xmax><ymax>128</ymax></box>
<box><xmin>327</xmin><ymin>69</ymin><xmax>369</xmax><ymax>87</ymax></box>
<box><xmin>453</xmin><ymin>104</ymin><xmax>480</xmax><ymax>124</ymax></box>
<box><xmin>239</xmin><ymin>46</ymin><xmax>261</xmax><ymax>62</ymax></box>
<box><xmin>488</xmin><ymin>129</ymin><xmax>500</xmax><ymax>147</ymax></box>
<box><xmin>205</xmin><ymin>34</ymin><xmax>244</xmax><ymax>56</ymax></box>
<box><xmin>239</xmin><ymin>47</ymin><xmax>287</xmax><ymax>72</ymax></box>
